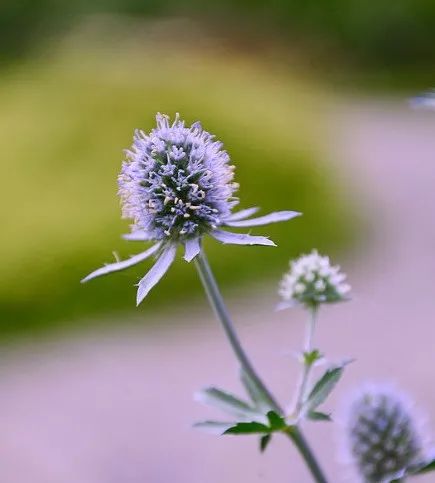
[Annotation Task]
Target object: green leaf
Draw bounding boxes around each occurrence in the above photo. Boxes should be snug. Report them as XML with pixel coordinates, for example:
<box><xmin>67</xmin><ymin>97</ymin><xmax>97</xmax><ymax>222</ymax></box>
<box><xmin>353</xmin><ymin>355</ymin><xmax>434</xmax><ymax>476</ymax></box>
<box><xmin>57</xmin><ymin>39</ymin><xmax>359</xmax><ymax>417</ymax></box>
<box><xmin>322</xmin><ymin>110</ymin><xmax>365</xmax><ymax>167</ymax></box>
<box><xmin>307</xmin><ymin>411</ymin><xmax>332</xmax><ymax>422</ymax></box>
<box><xmin>260</xmin><ymin>434</ymin><xmax>272</xmax><ymax>452</ymax></box>
<box><xmin>240</xmin><ymin>369</ymin><xmax>273</xmax><ymax>412</ymax></box>
<box><xmin>196</xmin><ymin>387</ymin><xmax>260</xmax><ymax>419</ymax></box>
<box><xmin>224</xmin><ymin>421</ymin><xmax>271</xmax><ymax>435</ymax></box>
<box><xmin>409</xmin><ymin>458</ymin><xmax>435</xmax><ymax>475</ymax></box>
<box><xmin>266</xmin><ymin>411</ymin><xmax>287</xmax><ymax>430</ymax></box>
<box><xmin>193</xmin><ymin>420</ymin><xmax>235</xmax><ymax>434</ymax></box>
<box><xmin>390</xmin><ymin>459</ymin><xmax>435</xmax><ymax>482</ymax></box>
<box><xmin>224</xmin><ymin>412</ymin><xmax>287</xmax><ymax>437</ymax></box>
<box><xmin>303</xmin><ymin>349</ymin><xmax>323</xmax><ymax>366</ymax></box>
<box><xmin>305</xmin><ymin>362</ymin><xmax>349</xmax><ymax>411</ymax></box>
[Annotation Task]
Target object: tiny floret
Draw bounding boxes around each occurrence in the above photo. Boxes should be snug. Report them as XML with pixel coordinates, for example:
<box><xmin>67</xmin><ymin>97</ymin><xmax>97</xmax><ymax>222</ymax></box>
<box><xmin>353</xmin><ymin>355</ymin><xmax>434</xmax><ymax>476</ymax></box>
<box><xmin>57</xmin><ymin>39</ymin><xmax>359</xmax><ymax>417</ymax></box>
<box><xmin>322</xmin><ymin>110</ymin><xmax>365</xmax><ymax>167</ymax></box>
<box><xmin>278</xmin><ymin>250</ymin><xmax>350</xmax><ymax>309</ymax></box>
<box><xmin>82</xmin><ymin>113</ymin><xmax>300</xmax><ymax>304</ymax></box>
<box><xmin>344</xmin><ymin>384</ymin><xmax>424</xmax><ymax>482</ymax></box>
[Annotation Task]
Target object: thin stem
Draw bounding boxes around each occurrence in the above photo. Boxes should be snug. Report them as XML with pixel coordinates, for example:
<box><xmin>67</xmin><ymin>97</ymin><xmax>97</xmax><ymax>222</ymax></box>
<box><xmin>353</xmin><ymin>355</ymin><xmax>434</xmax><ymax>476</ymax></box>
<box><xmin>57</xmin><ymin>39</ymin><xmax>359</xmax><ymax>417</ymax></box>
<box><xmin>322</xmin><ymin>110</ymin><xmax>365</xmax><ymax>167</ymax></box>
<box><xmin>194</xmin><ymin>249</ymin><xmax>328</xmax><ymax>483</ymax></box>
<box><xmin>295</xmin><ymin>307</ymin><xmax>318</xmax><ymax>415</ymax></box>
<box><xmin>305</xmin><ymin>307</ymin><xmax>317</xmax><ymax>353</ymax></box>
<box><xmin>285</xmin><ymin>427</ymin><xmax>328</xmax><ymax>483</ymax></box>
<box><xmin>194</xmin><ymin>249</ymin><xmax>281</xmax><ymax>413</ymax></box>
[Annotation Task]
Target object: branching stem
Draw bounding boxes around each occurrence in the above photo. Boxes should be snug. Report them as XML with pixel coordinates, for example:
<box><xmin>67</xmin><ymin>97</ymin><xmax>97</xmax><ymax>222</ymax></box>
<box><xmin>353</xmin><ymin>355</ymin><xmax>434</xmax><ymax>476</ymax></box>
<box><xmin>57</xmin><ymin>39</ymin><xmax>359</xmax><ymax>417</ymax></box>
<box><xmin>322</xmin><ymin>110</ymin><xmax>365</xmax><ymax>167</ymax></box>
<box><xmin>295</xmin><ymin>307</ymin><xmax>318</xmax><ymax>415</ymax></box>
<box><xmin>194</xmin><ymin>249</ymin><xmax>328</xmax><ymax>483</ymax></box>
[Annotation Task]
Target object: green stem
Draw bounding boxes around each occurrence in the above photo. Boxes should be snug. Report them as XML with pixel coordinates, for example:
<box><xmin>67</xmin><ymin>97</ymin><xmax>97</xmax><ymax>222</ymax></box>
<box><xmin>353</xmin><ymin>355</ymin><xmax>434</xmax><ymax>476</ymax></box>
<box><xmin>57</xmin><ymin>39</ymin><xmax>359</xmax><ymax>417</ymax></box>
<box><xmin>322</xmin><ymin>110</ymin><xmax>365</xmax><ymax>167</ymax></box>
<box><xmin>194</xmin><ymin>249</ymin><xmax>328</xmax><ymax>483</ymax></box>
<box><xmin>285</xmin><ymin>427</ymin><xmax>328</xmax><ymax>483</ymax></box>
<box><xmin>295</xmin><ymin>307</ymin><xmax>318</xmax><ymax>415</ymax></box>
<box><xmin>194</xmin><ymin>249</ymin><xmax>280</xmax><ymax>413</ymax></box>
<box><xmin>305</xmin><ymin>307</ymin><xmax>318</xmax><ymax>353</ymax></box>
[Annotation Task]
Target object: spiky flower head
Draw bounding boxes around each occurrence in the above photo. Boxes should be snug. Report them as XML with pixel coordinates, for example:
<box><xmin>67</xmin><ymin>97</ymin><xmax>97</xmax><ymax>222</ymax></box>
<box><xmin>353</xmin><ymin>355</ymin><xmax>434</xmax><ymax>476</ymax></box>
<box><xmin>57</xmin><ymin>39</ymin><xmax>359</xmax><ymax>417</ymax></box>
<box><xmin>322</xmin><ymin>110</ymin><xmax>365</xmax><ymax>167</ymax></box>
<box><xmin>278</xmin><ymin>249</ymin><xmax>350</xmax><ymax>310</ymax></box>
<box><xmin>119</xmin><ymin>113</ymin><xmax>239</xmax><ymax>242</ymax></box>
<box><xmin>345</xmin><ymin>385</ymin><xmax>424</xmax><ymax>482</ymax></box>
<box><xmin>82</xmin><ymin>113</ymin><xmax>300</xmax><ymax>304</ymax></box>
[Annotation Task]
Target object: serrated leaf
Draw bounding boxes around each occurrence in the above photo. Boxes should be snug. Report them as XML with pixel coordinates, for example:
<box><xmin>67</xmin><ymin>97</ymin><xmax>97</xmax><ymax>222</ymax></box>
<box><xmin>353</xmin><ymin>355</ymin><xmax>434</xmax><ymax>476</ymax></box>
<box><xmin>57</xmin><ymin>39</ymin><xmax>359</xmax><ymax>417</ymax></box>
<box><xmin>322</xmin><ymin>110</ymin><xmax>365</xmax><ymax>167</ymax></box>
<box><xmin>195</xmin><ymin>387</ymin><xmax>260</xmax><ymax>419</ymax></box>
<box><xmin>260</xmin><ymin>434</ymin><xmax>272</xmax><ymax>452</ymax></box>
<box><xmin>240</xmin><ymin>369</ymin><xmax>273</xmax><ymax>412</ymax></box>
<box><xmin>305</xmin><ymin>363</ymin><xmax>348</xmax><ymax>412</ymax></box>
<box><xmin>307</xmin><ymin>411</ymin><xmax>332</xmax><ymax>422</ymax></box>
<box><xmin>266</xmin><ymin>411</ymin><xmax>286</xmax><ymax>430</ymax></box>
<box><xmin>193</xmin><ymin>421</ymin><xmax>235</xmax><ymax>434</ymax></box>
<box><xmin>224</xmin><ymin>421</ymin><xmax>271</xmax><ymax>435</ymax></box>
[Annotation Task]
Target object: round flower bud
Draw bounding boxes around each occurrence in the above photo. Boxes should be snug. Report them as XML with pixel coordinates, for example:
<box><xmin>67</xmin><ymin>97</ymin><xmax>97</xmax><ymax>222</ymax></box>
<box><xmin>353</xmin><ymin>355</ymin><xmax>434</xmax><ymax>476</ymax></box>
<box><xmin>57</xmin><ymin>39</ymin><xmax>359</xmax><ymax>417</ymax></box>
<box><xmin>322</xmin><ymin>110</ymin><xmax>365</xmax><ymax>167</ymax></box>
<box><xmin>278</xmin><ymin>250</ymin><xmax>350</xmax><ymax>308</ymax></box>
<box><xmin>344</xmin><ymin>385</ymin><xmax>424</xmax><ymax>482</ymax></box>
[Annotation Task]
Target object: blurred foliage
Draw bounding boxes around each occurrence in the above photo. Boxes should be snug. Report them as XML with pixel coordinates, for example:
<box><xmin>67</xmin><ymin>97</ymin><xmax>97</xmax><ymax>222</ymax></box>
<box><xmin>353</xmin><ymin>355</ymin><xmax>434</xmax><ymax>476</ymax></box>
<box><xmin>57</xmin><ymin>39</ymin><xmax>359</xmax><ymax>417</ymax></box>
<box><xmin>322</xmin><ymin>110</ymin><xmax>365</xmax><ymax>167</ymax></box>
<box><xmin>232</xmin><ymin>0</ymin><xmax>435</xmax><ymax>66</ymax></box>
<box><xmin>0</xmin><ymin>34</ymin><xmax>357</xmax><ymax>337</ymax></box>
<box><xmin>1</xmin><ymin>0</ymin><xmax>435</xmax><ymax>70</ymax></box>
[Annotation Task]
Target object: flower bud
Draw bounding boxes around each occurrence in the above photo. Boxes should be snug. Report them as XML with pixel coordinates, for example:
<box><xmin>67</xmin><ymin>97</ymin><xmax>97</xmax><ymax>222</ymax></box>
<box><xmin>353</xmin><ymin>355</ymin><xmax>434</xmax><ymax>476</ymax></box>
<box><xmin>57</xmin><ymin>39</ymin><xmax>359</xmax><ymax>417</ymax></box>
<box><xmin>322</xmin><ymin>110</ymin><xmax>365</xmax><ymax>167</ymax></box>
<box><xmin>279</xmin><ymin>250</ymin><xmax>350</xmax><ymax>308</ymax></box>
<box><xmin>345</xmin><ymin>385</ymin><xmax>424</xmax><ymax>482</ymax></box>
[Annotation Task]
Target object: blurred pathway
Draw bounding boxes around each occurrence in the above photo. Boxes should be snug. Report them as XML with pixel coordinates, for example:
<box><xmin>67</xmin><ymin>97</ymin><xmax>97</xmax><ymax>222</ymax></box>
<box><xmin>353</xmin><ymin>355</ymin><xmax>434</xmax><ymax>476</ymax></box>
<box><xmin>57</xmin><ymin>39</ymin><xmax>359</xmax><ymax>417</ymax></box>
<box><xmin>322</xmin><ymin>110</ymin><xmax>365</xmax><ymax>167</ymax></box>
<box><xmin>1</xmin><ymin>100</ymin><xmax>435</xmax><ymax>482</ymax></box>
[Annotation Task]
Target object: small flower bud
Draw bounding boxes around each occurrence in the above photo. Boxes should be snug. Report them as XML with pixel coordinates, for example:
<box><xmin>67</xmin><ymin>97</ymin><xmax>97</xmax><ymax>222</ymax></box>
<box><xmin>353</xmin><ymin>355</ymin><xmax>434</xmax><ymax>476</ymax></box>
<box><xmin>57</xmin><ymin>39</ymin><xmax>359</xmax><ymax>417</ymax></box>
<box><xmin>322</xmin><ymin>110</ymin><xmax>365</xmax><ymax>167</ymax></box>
<box><xmin>279</xmin><ymin>250</ymin><xmax>350</xmax><ymax>308</ymax></box>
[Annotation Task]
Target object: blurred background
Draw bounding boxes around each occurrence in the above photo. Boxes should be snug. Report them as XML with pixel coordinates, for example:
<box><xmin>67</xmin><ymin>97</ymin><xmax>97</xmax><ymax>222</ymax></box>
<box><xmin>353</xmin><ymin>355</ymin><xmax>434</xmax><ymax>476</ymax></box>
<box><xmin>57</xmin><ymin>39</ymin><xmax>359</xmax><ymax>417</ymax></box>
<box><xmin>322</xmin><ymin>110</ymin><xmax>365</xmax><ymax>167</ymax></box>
<box><xmin>1</xmin><ymin>1</ymin><xmax>435</xmax><ymax>482</ymax></box>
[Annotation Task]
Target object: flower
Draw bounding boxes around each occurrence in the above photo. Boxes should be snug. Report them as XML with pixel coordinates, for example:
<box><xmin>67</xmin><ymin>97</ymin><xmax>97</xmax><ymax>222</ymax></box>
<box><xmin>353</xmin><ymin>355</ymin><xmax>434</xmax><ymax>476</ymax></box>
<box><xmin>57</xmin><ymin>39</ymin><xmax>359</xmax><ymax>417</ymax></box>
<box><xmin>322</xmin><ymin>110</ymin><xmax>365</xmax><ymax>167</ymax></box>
<box><xmin>82</xmin><ymin>113</ymin><xmax>300</xmax><ymax>304</ymax></box>
<box><xmin>343</xmin><ymin>384</ymin><xmax>425</xmax><ymax>482</ymax></box>
<box><xmin>277</xmin><ymin>249</ymin><xmax>350</xmax><ymax>310</ymax></box>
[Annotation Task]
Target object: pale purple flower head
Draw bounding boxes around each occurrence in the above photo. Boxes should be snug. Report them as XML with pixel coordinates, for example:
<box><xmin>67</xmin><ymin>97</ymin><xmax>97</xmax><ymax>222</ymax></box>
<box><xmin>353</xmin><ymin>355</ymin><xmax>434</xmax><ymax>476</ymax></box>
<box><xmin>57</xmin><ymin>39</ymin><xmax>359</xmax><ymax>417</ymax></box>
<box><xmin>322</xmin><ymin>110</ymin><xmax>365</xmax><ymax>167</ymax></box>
<box><xmin>82</xmin><ymin>113</ymin><xmax>300</xmax><ymax>304</ymax></box>
<box><xmin>119</xmin><ymin>113</ymin><xmax>239</xmax><ymax>242</ymax></box>
<box><xmin>342</xmin><ymin>384</ymin><xmax>425</xmax><ymax>482</ymax></box>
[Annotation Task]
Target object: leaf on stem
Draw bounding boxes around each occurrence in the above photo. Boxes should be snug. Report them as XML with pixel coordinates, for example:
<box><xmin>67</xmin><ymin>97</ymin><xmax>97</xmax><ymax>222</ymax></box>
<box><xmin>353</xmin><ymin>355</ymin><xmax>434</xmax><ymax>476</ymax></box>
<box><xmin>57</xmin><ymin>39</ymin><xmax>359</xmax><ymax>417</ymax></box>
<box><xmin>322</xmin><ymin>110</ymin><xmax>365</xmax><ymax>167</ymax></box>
<box><xmin>304</xmin><ymin>361</ymin><xmax>350</xmax><ymax>412</ymax></box>
<box><xmin>195</xmin><ymin>386</ymin><xmax>261</xmax><ymax>420</ymax></box>
<box><xmin>224</xmin><ymin>421</ymin><xmax>271</xmax><ymax>435</ymax></box>
<box><xmin>224</xmin><ymin>411</ymin><xmax>288</xmax><ymax>437</ymax></box>
<box><xmin>260</xmin><ymin>434</ymin><xmax>272</xmax><ymax>452</ymax></box>
<box><xmin>307</xmin><ymin>411</ymin><xmax>332</xmax><ymax>422</ymax></box>
<box><xmin>303</xmin><ymin>349</ymin><xmax>323</xmax><ymax>366</ymax></box>
<box><xmin>266</xmin><ymin>411</ymin><xmax>287</xmax><ymax>430</ymax></box>
<box><xmin>408</xmin><ymin>458</ymin><xmax>435</xmax><ymax>476</ymax></box>
<box><xmin>193</xmin><ymin>421</ymin><xmax>235</xmax><ymax>434</ymax></box>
